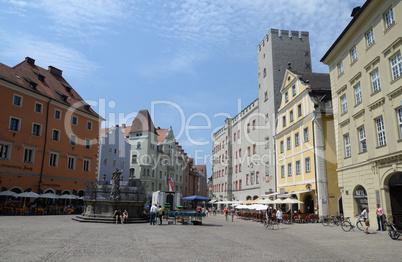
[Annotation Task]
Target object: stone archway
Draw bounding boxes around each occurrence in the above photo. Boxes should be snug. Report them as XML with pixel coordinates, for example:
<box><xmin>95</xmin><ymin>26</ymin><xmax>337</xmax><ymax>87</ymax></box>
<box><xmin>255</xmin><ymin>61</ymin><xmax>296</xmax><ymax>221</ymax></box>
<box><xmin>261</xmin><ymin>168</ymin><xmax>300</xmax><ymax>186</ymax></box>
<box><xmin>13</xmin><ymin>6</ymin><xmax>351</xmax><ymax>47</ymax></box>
<box><xmin>389</xmin><ymin>172</ymin><xmax>402</xmax><ymax>229</ymax></box>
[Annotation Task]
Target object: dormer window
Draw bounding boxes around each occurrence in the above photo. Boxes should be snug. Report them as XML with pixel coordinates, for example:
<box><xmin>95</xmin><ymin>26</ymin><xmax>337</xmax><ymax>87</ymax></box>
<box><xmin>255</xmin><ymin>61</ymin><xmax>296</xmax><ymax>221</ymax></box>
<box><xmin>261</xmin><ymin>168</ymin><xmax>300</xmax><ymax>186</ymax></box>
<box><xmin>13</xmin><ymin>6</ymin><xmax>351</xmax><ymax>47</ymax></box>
<box><xmin>84</xmin><ymin>105</ymin><xmax>90</xmax><ymax>110</ymax></box>
<box><xmin>62</xmin><ymin>83</ymin><xmax>72</xmax><ymax>93</ymax></box>
<box><xmin>60</xmin><ymin>95</ymin><xmax>67</xmax><ymax>101</ymax></box>
<box><xmin>33</xmin><ymin>70</ymin><xmax>45</xmax><ymax>81</ymax></box>
<box><xmin>24</xmin><ymin>77</ymin><xmax>37</xmax><ymax>89</ymax></box>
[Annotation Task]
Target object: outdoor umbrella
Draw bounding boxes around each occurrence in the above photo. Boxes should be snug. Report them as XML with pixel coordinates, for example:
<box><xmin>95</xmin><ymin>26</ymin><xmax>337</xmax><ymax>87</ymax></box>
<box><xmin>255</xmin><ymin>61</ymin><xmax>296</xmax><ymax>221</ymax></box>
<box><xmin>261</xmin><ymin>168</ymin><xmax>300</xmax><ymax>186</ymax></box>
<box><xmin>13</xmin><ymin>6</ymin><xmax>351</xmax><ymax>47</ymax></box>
<box><xmin>0</xmin><ymin>190</ymin><xmax>18</xmax><ymax>206</ymax></box>
<box><xmin>39</xmin><ymin>193</ymin><xmax>60</xmax><ymax>199</ymax></box>
<box><xmin>257</xmin><ymin>198</ymin><xmax>274</xmax><ymax>204</ymax></box>
<box><xmin>272</xmin><ymin>198</ymin><xmax>283</xmax><ymax>204</ymax></box>
<box><xmin>17</xmin><ymin>192</ymin><xmax>40</xmax><ymax>207</ymax></box>
<box><xmin>281</xmin><ymin>198</ymin><xmax>304</xmax><ymax>223</ymax></box>
<box><xmin>59</xmin><ymin>194</ymin><xmax>78</xmax><ymax>206</ymax></box>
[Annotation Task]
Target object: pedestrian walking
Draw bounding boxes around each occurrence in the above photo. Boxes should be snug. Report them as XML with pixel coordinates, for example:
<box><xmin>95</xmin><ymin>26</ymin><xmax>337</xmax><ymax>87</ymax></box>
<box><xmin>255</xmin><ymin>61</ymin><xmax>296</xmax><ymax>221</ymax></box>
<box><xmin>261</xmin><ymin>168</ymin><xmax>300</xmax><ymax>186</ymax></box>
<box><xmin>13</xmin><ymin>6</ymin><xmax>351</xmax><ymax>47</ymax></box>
<box><xmin>224</xmin><ymin>207</ymin><xmax>229</xmax><ymax>221</ymax></box>
<box><xmin>158</xmin><ymin>205</ymin><xmax>164</xmax><ymax>225</ymax></box>
<box><xmin>205</xmin><ymin>207</ymin><xmax>209</xmax><ymax>218</ymax></box>
<box><xmin>376</xmin><ymin>204</ymin><xmax>385</xmax><ymax>231</ymax></box>
<box><xmin>213</xmin><ymin>206</ymin><xmax>216</xmax><ymax>216</ymax></box>
<box><xmin>276</xmin><ymin>208</ymin><xmax>283</xmax><ymax>229</ymax></box>
<box><xmin>361</xmin><ymin>207</ymin><xmax>370</xmax><ymax>234</ymax></box>
<box><xmin>231</xmin><ymin>209</ymin><xmax>235</xmax><ymax>222</ymax></box>
<box><xmin>149</xmin><ymin>204</ymin><xmax>158</xmax><ymax>225</ymax></box>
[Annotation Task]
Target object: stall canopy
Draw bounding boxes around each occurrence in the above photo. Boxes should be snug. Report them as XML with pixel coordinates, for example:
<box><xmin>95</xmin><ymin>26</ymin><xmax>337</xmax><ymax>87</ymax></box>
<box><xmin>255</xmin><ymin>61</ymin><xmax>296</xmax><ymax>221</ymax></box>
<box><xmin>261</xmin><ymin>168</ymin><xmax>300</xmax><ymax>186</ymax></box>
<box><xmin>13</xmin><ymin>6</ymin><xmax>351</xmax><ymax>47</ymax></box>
<box><xmin>181</xmin><ymin>195</ymin><xmax>211</xmax><ymax>201</ymax></box>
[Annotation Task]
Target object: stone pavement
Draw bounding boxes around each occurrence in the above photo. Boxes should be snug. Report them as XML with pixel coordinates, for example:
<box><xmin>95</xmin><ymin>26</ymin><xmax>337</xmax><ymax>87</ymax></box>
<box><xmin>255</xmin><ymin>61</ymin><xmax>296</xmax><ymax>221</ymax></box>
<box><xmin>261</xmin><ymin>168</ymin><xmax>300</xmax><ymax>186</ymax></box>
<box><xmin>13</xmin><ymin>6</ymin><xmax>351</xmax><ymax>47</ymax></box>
<box><xmin>0</xmin><ymin>214</ymin><xmax>400</xmax><ymax>262</ymax></box>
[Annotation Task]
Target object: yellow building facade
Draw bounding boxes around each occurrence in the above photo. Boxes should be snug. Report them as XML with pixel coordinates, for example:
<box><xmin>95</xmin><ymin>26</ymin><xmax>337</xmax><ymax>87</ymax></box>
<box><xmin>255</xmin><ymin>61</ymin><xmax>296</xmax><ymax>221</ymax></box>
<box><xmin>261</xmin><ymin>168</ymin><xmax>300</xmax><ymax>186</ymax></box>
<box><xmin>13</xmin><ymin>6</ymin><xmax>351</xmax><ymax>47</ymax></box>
<box><xmin>276</xmin><ymin>69</ymin><xmax>340</xmax><ymax>218</ymax></box>
<box><xmin>321</xmin><ymin>0</ymin><xmax>402</xmax><ymax>227</ymax></box>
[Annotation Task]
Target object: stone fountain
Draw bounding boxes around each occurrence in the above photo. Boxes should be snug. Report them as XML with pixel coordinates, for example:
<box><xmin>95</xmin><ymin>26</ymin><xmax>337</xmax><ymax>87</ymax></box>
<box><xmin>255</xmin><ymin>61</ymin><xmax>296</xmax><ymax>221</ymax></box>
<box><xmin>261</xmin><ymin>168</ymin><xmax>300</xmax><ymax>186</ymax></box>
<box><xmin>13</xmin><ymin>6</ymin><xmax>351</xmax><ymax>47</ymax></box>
<box><xmin>72</xmin><ymin>169</ymin><xmax>147</xmax><ymax>223</ymax></box>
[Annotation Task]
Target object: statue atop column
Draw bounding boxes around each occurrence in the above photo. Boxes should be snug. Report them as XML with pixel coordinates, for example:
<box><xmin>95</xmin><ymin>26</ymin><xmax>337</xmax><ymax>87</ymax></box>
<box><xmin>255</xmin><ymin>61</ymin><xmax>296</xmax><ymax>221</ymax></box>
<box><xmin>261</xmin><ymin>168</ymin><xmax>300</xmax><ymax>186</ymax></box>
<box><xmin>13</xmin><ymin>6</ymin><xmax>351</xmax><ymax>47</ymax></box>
<box><xmin>110</xmin><ymin>168</ymin><xmax>122</xmax><ymax>200</ymax></box>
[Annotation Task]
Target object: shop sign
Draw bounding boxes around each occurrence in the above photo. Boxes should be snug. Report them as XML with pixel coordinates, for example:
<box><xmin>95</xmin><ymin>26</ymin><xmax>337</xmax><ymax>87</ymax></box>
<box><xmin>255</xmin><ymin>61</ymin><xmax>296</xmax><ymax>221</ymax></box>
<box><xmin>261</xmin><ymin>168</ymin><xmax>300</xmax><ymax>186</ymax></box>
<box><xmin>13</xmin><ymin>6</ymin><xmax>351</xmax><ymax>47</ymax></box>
<box><xmin>354</xmin><ymin>189</ymin><xmax>367</xmax><ymax>199</ymax></box>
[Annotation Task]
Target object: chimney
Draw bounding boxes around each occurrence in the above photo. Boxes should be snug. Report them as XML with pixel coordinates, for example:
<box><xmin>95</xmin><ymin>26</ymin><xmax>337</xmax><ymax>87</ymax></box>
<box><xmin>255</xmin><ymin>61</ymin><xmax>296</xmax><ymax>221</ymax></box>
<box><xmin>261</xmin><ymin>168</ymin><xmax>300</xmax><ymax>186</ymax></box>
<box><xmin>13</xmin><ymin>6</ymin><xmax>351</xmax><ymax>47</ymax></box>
<box><xmin>25</xmin><ymin>57</ymin><xmax>35</xmax><ymax>65</ymax></box>
<box><xmin>351</xmin><ymin>6</ymin><xmax>361</xmax><ymax>17</ymax></box>
<box><xmin>48</xmin><ymin>66</ymin><xmax>62</xmax><ymax>76</ymax></box>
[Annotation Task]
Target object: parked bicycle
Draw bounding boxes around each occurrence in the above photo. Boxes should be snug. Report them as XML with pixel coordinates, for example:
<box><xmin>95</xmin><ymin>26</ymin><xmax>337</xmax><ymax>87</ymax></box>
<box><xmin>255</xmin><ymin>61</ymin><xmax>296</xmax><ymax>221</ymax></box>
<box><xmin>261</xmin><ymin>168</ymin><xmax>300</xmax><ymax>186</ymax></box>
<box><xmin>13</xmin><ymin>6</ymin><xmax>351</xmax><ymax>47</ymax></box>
<box><xmin>341</xmin><ymin>215</ymin><xmax>365</xmax><ymax>232</ymax></box>
<box><xmin>321</xmin><ymin>216</ymin><xmax>330</xmax><ymax>226</ymax></box>
<box><xmin>328</xmin><ymin>214</ymin><xmax>343</xmax><ymax>227</ymax></box>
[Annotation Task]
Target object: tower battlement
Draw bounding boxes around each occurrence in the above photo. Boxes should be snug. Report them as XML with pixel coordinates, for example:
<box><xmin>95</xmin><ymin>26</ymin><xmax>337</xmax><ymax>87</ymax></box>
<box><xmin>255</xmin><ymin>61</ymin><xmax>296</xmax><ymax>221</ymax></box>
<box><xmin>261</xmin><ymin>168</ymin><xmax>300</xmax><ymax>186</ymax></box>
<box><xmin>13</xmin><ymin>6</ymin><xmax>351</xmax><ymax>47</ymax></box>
<box><xmin>258</xmin><ymin>28</ymin><xmax>309</xmax><ymax>51</ymax></box>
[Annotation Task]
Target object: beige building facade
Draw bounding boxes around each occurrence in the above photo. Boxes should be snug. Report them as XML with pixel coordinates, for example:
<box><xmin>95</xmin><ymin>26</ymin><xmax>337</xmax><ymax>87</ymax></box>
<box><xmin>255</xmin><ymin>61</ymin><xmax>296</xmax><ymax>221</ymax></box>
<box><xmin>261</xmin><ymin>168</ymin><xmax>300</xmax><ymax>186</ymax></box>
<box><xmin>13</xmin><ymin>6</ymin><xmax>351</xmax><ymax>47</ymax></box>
<box><xmin>321</xmin><ymin>0</ymin><xmax>402</xmax><ymax>227</ymax></box>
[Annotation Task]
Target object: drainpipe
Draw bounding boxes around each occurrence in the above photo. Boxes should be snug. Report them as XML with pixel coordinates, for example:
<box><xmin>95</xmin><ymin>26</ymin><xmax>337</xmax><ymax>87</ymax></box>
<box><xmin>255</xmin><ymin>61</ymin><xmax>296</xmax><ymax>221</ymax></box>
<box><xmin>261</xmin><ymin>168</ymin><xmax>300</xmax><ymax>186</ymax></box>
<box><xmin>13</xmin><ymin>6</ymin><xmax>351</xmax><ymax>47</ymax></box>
<box><xmin>37</xmin><ymin>98</ymin><xmax>51</xmax><ymax>193</ymax></box>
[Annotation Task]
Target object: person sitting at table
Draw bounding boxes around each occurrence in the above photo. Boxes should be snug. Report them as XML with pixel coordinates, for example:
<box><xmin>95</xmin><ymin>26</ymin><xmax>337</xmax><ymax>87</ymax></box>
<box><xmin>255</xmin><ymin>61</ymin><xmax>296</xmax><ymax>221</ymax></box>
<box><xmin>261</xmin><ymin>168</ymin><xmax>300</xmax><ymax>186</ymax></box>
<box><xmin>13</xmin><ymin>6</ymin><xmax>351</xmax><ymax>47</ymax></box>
<box><xmin>122</xmin><ymin>210</ymin><xmax>129</xmax><ymax>224</ymax></box>
<box><xmin>113</xmin><ymin>209</ymin><xmax>122</xmax><ymax>224</ymax></box>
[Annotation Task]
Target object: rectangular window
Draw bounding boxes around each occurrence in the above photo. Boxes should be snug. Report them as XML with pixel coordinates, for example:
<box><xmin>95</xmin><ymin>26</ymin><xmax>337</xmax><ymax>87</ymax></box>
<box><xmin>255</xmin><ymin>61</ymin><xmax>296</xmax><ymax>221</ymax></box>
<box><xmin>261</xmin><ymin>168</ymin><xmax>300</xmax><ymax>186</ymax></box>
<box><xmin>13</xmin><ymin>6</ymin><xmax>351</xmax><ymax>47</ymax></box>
<box><xmin>341</xmin><ymin>95</ymin><xmax>348</xmax><ymax>114</ymax></box>
<box><xmin>0</xmin><ymin>143</ymin><xmax>11</xmax><ymax>160</ymax></box>
<box><xmin>282</xmin><ymin>116</ymin><xmax>286</xmax><ymax>127</ymax></box>
<box><xmin>384</xmin><ymin>7</ymin><xmax>395</xmax><ymax>28</ymax></box>
<box><xmin>49</xmin><ymin>152</ymin><xmax>58</xmax><ymax>167</ymax></box>
<box><xmin>32</xmin><ymin>123</ymin><xmax>42</xmax><ymax>136</ymax></box>
<box><xmin>239</xmin><ymin>149</ymin><xmax>241</xmax><ymax>157</ymax></box>
<box><xmin>247</xmin><ymin>123</ymin><xmax>250</xmax><ymax>133</ymax></box>
<box><xmin>285</xmin><ymin>92</ymin><xmax>289</xmax><ymax>103</ymax></box>
<box><xmin>72</xmin><ymin>115</ymin><xmax>78</xmax><ymax>125</ymax></box>
<box><xmin>87</xmin><ymin>121</ymin><xmax>92</xmax><ymax>130</ymax></box>
<box><xmin>376</xmin><ymin>116</ymin><xmax>386</xmax><ymax>146</ymax></box>
<box><xmin>281</xmin><ymin>165</ymin><xmax>285</xmax><ymax>178</ymax></box>
<box><xmin>256</xmin><ymin>172</ymin><xmax>259</xmax><ymax>184</ymax></box>
<box><xmin>239</xmin><ymin>164</ymin><xmax>242</xmax><ymax>172</ymax></box>
<box><xmin>113</xmin><ymin>160</ymin><xmax>116</xmax><ymax>166</ymax></box>
<box><xmin>253</xmin><ymin>144</ymin><xmax>256</xmax><ymax>154</ymax></box>
<box><xmin>237</xmin><ymin>130</ymin><xmax>240</xmax><ymax>139</ymax></box>
<box><xmin>305</xmin><ymin>157</ymin><xmax>311</xmax><ymax>173</ymax></box>
<box><xmin>104</xmin><ymin>158</ymin><xmax>107</xmax><ymax>165</ymax></box>
<box><xmin>366</xmin><ymin>28</ymin><xmax>374</xmax><ymax>47</ymax></box>
<box><xmin>288</xmin><ymin>163</ymin><xmax>292</xmax><ymax>177</ymax></box>
<box><xmin>350</xmin><ymin>46</ymin><xmax>357</xmax><ymax>63</ymax></box>
<box><xmin>290</xmin><ymin>110</ymin><xmax>294</xmax><ymax>122</ymax></box>
<box><xmin>280</xmin><ymin>141</ymin><xmax>284</xmax><ymax>153</ymax></box>
<box><xmin>252</xmin><ymin>120</ymin><xmax>256</xmax><ymax>130</ymax></box>
<box><xmin>9</xmin><ymin>117</ymin><xmax>20</xmax><ymax>131</ymax></box>
<box><xmin>297</xmin><ymin>104</ymin><xmax>302</xmax><ymax>117</ymax></box>
<box><xmin>287</xmin><ymin>137</ymin><xmax>291</xmax><ymax>150</ymax></box>
<box><xmin>265</xmin><ymin>138</ymin><xmax>269</xmax><ymax>149</ymax></box>
<box><xmin>358</xmin><ymin>126</ymin><xmax>367</xmax><ymax>153</ymax></box>
<box><xmin>296</xmin><ymin>160</ymin><xmax>301</xmax><ymax>175</ymax></box>
<box><xmin>247</xmin><ymin>147</ymin><xmax>250</xmax><ymax>156</ymax></box>
<box><xmin>266</xmin><ymin>163</ymin><xmax>270</xmax><ymax>175</ymax></box>
<box><xmin>13</xmin><ymin>95</ymin><xmax>22</xmax><ymax>106</ymax></box>
<box><xmin>304</xmin><ymin>127</ymin><xmax>309</xmax><ymax>142</ymax></box>
<box><xmin>67</xmin><ymin>156</ymin><xmax>76</xmax><ymax>170</ymax></box>
<box><xmin>397</xmin><ymin>108</ymin><xmax>402</xmax><ymax>140</ymax></box>
<box><xmin>390</xmin><ymin>53</ymin><xmax>402</xmax><ymax>80</ymax></box>
<box><xmin>84</xmin><ymin>159</ymin><xmax>90</xmax><ymax>172</ymax></box>
<box><xmin>292</xmin><ymin>85</ymin><xmax>296</xmax><ymax>97</ymax></box>
<box><xmin>295</xmin><ymin>132</ymin><xmax>300</xmax><ymax>147</ymax></box>
<box><xmin>354</xmin><ymin>83</ymin><xmax>362</xmax><ymax>104</ymax></box>
<box><xmin>371</xmin><ymin>69</ymin><xmax>381</xmax><ymax>93</ymax></box>
<box><xmin>233</xmin><ymin>133</ymin><xmax>236</xmax><ymax>142</ymax></box>
<box><xmin>344</xmin><ymin>134</ymin><xmax>351</xmax><ymax>158</ymax></box>
<box><xmin>70</xmin><ymin>134</ymin><xmax>77</xmax><ymax>146</ymax></box>
<box><xmin>131</xmin><ymin>154</ymin><xmax>137</xmax><ymax>163</ymax></box>
<box><xmin>52</xmin><ymin>129</ymin><xmax>60</xmax><ymax>141</ymax></box>
<box><xmin>55</xmin><ymin>109</ymin><xmax>61</xmax><ymax>120</ymax></box>
<box><xmin>337</xmin><ymin>61</ymin><xmax>344</xmax><ymax>75</ymax></box>
<box><xmin>85</xmin><ymin>139</ymin><xmax>91</xmax><ymax>149</ymax></box>
<box><xmin>34</xmin><ymin>102</ymin><xmax>43</xmax><ymax>113</ymax></box>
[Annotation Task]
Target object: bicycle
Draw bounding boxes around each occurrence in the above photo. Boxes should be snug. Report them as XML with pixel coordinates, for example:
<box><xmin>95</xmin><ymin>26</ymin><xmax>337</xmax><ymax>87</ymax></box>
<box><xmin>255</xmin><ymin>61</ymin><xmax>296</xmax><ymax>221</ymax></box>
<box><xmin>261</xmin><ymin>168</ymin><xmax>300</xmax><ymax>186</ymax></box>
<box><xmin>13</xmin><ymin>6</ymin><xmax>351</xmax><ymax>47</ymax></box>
<box><xmin>321</xmin><ymin>216</ymin><xmax>330</xmax><ymax>226</ymax></box>
<box><xmin>328</xmin><ymin>214</ymin><xmax>343</xmax><ymax>227</ymax></box>
<box><xmin>341</xmin><ymin>215</ymin><xmax>365</xmax><ymax>232</ymax></box>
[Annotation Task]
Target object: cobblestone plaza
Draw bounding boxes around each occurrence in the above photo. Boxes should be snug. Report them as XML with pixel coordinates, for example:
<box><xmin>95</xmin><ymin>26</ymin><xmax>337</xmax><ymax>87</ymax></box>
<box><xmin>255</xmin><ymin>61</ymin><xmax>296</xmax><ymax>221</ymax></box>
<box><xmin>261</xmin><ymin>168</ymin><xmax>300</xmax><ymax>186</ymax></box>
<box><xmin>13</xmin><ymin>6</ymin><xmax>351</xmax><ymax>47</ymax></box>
<box><xmin>0</xmin><ymin>214</ymin><xmax>400</xmax><ymax>261</ymax></box>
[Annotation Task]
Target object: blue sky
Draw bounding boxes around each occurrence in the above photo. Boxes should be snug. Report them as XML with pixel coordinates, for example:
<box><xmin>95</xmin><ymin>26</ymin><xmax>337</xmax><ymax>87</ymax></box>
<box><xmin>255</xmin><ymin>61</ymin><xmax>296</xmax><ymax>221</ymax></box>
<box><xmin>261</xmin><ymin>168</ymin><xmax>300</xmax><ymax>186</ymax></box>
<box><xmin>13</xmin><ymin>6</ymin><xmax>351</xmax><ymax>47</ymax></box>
<box><xmin>0</xmin><ymin>0</ymin><xmax>366</xmax><ymax>175</ymax></box>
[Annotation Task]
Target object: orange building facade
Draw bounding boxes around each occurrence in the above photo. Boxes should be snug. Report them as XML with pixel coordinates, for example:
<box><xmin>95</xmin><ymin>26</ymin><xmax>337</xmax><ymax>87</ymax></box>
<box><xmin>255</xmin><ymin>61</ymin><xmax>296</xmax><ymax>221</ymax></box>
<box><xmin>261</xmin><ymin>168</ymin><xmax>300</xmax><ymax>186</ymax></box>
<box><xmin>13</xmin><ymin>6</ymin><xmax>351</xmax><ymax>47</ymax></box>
<box><xmin>0</xmin><ymin>57</ymin><xmax>103</xmax><ymax>196</ymax></box>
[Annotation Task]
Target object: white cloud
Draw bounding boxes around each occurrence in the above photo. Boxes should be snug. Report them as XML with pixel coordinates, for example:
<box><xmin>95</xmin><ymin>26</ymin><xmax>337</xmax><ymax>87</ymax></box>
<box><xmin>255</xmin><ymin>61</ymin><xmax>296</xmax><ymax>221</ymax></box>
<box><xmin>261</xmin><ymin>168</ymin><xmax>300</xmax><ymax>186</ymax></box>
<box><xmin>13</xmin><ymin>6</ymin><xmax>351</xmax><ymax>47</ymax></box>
<box><xmin>0</xmin><ymin>30</ymin><xmax>99</xmax><ymax>79</ymax></box>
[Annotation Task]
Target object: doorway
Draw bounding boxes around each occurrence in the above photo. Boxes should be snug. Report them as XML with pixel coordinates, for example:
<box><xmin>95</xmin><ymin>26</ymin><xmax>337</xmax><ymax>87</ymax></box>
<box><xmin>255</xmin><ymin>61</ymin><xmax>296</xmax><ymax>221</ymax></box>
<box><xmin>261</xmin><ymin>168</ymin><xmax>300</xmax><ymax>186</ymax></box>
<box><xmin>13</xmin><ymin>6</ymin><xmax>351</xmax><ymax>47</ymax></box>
<box><xmin>304</xmin><ymin>194</ymin><xmax>314</xmax><ymax>214</ymax></box>
<box><xmin>389</xmin><ymin>172</ymin><xmax>402</xmax><ymax>229</ymax></box>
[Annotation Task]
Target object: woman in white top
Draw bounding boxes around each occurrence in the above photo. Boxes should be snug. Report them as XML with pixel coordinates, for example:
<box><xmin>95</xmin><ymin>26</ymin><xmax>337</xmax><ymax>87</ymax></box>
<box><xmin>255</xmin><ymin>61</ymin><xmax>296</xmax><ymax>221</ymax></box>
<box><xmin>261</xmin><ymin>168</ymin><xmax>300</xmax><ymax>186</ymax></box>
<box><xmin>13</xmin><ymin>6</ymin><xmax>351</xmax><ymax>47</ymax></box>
<box><xmin>361</xmin><ymin>207</ymin><xmax>370</xmax><ymax>234</ymax></box>
<box><xmin>276</xmin><ymin>208</ymin><xmax>283</xmax><ymax>229</ymax></box>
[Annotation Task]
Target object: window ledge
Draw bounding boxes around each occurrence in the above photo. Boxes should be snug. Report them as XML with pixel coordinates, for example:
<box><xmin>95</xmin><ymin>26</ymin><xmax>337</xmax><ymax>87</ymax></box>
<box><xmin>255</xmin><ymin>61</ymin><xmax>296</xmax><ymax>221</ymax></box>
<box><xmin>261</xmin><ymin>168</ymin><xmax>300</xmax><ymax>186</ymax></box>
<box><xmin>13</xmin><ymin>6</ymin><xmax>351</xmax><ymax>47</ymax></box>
<box><xmin>350</xmin><ymin>59</ymin><xmax>358</xmax><ymax>66</ymax></box>
<box><xmin>366</xmin><ymin>42</ymin><xmax>375</xmax><ymax>52</ymax></box>
<box><xmin>354</xmin><ymin>102</ymin><xmax>362</xmax><ymax>108</ymax></box>
<box><xmin>370</xmin><ymin>90</ymin><xmax>382</xmax><ymax>97</ymax></box>
<box><xmin>390</xmin><ymin>75</ymin><xmax>402</xmax><ymax>85</ymax></box>
<box><xmin>376</xmin><ymin>145</ymin><xmax>387</xmax><ymax>149</ymax></box>
<box><xmin>344</xmin><ymin>156</ymin><xmax>351</xmax><ymax>159</ymax></box>
<box><xmin>358</xmin><ymin>151</ymin><xmax>367</xmax><ymax>155</ymax></box>
<box><xmin>384</xmin><ymin>22</ymin><xmax>396</xmax><ymax>35</ymax></box>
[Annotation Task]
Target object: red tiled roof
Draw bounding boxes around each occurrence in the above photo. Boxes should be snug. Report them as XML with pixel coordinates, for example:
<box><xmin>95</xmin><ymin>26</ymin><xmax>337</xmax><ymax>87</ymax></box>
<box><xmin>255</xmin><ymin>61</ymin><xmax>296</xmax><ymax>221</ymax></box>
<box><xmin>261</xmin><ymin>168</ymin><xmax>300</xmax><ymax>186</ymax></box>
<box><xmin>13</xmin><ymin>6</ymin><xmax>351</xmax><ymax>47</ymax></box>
<box><xmin>0</xmin><ymin>57</ymin><xmax>102</xmax><ymax>119</ymax></box>
<box><xmin>156</xmin><ymin>128</ymin><xmax>169</xmax><ymax>143</ymax></box>
<box><xmin>129</xmin><ymin>110</ymin><xmax>158</xmax><ymax>135</ymax></box>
